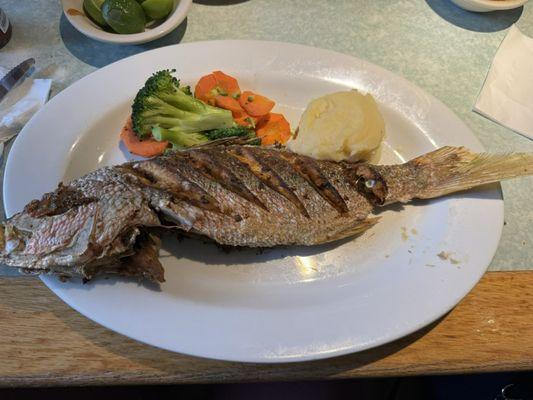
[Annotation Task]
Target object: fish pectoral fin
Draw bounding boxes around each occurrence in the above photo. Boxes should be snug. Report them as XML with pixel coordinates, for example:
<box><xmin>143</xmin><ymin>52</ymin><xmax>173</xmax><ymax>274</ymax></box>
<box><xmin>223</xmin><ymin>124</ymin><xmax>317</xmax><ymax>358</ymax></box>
<box><xmin>315</xmin><ymin>217</ymin><xmax>380</xmax><ymax>245</ymax></box>
<box><xmin>119</xmin><ymin>232</ymin><xmax>165</xmax><ymax>283</ymax></box>
<box><xmin>84</xmin><ymin>232</ymin><xmax>165</xmax><ymax>283</ymax></box>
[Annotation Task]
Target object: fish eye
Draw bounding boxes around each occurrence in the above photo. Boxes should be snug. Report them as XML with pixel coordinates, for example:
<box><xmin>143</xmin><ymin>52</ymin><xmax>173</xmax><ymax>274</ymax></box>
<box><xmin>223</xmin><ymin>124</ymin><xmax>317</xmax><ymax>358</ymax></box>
<box><xmin>365</xmin><ymin>179</ymin><xmax>376</xmax><ymax>189</ymax></box>
<box><xmin>354</xmin><ymin>170</ymin><xmax>387</xmax><ymax>206</ymax></box>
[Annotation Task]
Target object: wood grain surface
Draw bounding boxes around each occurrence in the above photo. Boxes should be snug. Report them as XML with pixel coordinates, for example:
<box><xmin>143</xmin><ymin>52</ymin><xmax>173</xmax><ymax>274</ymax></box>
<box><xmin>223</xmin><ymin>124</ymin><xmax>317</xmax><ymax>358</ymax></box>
<box><xmin>0</xmin><ymin>271</ymin><xmax>531</xmax><ymax>387</ymax></box>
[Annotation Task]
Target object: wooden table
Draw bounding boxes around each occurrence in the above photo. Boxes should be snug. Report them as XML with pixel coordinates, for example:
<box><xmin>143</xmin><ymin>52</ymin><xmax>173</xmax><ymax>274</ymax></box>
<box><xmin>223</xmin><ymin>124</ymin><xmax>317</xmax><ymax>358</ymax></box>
<box><xmin>1</xmin><ymin>271</ymin><xmax>532</xmax><ymax>387</ymax></box>
<box><xmin>2</xmin><ymin>0</ymin><xmax>533</xmax><ymax>386</ymax></box>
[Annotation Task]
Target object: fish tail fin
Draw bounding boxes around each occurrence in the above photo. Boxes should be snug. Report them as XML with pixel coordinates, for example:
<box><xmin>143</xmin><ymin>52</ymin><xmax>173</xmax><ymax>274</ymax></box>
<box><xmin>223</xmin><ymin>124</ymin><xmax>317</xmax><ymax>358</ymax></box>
<box><xmin>408</xmin><ymin>146</ymin><xmax>533</xmax><ymax>199</ymax></box>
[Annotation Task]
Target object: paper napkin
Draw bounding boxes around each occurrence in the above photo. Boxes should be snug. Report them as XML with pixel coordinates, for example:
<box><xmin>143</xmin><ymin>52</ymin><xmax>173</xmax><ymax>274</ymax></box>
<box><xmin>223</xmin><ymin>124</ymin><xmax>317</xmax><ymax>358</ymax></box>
<box><xmin>0</xmin><ymin>66</ymin><xmax>52</xmax><ymax>155</ymax></box>
<box><xmin>474</xmin><ymin>25</ymin><xmax>533</xmax><ymax>140</ymax></box>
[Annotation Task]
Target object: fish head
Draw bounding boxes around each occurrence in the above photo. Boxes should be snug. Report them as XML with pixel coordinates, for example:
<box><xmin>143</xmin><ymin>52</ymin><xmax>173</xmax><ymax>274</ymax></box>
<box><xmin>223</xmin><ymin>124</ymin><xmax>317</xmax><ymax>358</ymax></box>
<box><xmin>0</xmin><ymin>199</ymin><xmax>99</xmax><ymax>271</ymax></box>
<box><xmin>0</xmin><ymin>168</ymin><xmax>165</xmax><ymax>278</ymax></box>
<box><xmin>345</xmin><ymin>163</ymin><xmax>388</xmax><ymax>205</ymax></box>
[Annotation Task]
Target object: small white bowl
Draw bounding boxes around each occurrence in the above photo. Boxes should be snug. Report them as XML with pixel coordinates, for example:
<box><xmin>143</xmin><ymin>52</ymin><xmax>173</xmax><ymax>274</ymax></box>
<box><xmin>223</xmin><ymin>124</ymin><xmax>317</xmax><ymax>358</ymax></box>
<box><xmin>61</xmin><ymin>0</ymin><xmax>192</xmax><ymax>45</ymax></box>
<box><xmin>450</xmin><ymin>0</ymin><xmax>529</xmax><ymax>12</ymax></box>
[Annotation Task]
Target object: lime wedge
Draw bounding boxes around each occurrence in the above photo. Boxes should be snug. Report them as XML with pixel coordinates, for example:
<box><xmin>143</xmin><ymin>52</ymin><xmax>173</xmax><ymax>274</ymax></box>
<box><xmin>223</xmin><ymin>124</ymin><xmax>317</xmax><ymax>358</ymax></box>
<box><xmin>83</xmin><ymin>0</ymin><xmax>108</xmax><ymax>28</ymax></box>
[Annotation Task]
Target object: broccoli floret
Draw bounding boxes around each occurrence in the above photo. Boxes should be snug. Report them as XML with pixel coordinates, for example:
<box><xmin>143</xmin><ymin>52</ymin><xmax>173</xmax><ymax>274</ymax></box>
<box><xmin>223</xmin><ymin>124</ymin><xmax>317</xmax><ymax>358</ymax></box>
<box><xmin>152</xmin><ymin>125</ymin><xmax>257</xmax><ymax>149</ymax></box>
<box><xmin>204</xmin><ymin>125</ymin><xmax>254</xmax><ymax>140</ymax></box>
<box><xmin>152</xmin><ymin>126</ymin><xmax>209</xmax><ymax>148</ymax></box>
<box><xmin>180</xmin><ymin>85</ymin><xmax>192</xmax><ymax>96</ymax></box>
<box><xmin>132</xmin><ymin>70</ymin><xmax>233</xmax><ymax>138</ymax></box>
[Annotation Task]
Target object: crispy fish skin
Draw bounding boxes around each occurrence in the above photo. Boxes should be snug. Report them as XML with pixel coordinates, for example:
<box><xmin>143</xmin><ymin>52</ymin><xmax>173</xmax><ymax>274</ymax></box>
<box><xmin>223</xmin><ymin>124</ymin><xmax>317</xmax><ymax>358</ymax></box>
<box><xmin>1</xmin><ymin>145</ymin><xmax>532</xmax><ymax>282</ymax></box>
<box><xmin>139</xmin><ymin>147</ymin><xmax>377</xmax><ymax>247</ymax></box>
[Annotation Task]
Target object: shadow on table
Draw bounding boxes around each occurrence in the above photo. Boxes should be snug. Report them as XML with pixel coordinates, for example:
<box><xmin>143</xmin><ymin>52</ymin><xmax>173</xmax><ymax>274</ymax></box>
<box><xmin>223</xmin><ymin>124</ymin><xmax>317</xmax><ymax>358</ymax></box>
<box><xmin>59</xmin><ymin>14</ymin><xmax>188</xmax><ymax>68</ymax></box>
<box><xmin>425</xmin><ymin>0</ymin><xmax>522</xmax><ymax>32</ymax></box>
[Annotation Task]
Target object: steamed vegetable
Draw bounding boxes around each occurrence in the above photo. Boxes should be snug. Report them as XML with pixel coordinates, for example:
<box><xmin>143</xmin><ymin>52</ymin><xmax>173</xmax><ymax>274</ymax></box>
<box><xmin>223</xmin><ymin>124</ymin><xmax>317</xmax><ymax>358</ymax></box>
<box><xmin>239</xmin><ymin>91</ymin><xmax>275</xmax><ymax>117</ymax></box>
<box><xmin>194</xmin><ymin>71</ymin><xmax>241</xmax><ymax>106</ymax></box>
<box><xmin>123</xmin><ymin>69</ymin><xmax>291</xmax><ymax>158</ymax></box>
<box><xmin>120</xmin><ymin>118</ymin><xmax>169</xmax><ymax>157</ymax></box>
<box><xmin>204</xmin><ymin>125</ymin><xmax>255</xmax><ymax>140</ymax></box>
<box><xmin>152</xmin><ymin>125</ymin><xmax>255</xmax><ymax>149</ymax></box>
<box><xmin>256</xmin><ymin>113</ymin><xmax>291</xmax><ymax>145</ymax></box>
<box><xmin>132</xmin><ymin>69</ymin><xmax>234</xmax><ymax>138</ymax></box>
<box><xmin>214</xmin><ymin>95</ymin><xmax>245</xmax><ymax>117</ymax></box>
<box><xmin>212</xmin><ymin>71</ymin><xmax>240</xmax><ymax>97</ymax></box>
<box><xmin>194</xmin><ymin>71</ymin><xmax>288</xmax><ymax>143</ymax></box>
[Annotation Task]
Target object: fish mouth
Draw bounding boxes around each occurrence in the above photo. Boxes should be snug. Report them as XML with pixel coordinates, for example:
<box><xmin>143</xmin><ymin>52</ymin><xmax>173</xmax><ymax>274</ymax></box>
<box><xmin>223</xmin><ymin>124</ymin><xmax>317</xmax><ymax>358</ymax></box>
<box><xmin>0</xmin><ymin>223</ymin><xmax>24</xmax><ymax>256</ymax></box>
<box><xmin>0</xmin><ymin>221</ymin><xmax>165</xmax><ymax>283</ymax></box>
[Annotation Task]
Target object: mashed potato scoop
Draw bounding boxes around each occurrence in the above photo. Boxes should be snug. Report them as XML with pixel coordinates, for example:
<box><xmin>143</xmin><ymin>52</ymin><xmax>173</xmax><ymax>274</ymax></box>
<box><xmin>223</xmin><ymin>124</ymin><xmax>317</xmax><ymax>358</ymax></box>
<box><xmin>287</xmin><ymin>90</ymin><xmax>385</xmax><ymax>162</ymax></box>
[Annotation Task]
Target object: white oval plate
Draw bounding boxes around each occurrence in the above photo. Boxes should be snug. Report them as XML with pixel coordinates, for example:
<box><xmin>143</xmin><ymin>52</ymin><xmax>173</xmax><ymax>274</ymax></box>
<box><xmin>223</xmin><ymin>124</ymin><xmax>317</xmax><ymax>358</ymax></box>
<box><xmin>4</xmin><ymin>41</ymin><xmax>502</xmax><ymax>363</ymax></box>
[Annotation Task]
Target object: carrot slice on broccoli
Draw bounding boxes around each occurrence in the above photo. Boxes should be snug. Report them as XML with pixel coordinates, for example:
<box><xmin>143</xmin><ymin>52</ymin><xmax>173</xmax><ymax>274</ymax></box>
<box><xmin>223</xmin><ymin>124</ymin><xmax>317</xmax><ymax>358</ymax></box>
<box><xmin>120</xmin><ymin>117</ymin><xmax>169</xmax><ymax>158</ymax></box>
<box><xmin>239</xmin><ymin>91</ymin><xmax>275</xmax><ymax>117</ymax></box>
<box><xmin>255</xmin><ymin>113</ymin><xmax>291</xmax><ymax>145</ymax></box>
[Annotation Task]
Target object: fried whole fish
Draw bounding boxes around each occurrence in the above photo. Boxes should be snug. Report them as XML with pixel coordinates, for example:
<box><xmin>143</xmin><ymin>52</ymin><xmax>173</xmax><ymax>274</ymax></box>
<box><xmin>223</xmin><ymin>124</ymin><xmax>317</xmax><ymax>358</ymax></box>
<box><xmin>1</xmin><ymin>145</ymin><xmax>532</xmax><ymax>282</ymax></box>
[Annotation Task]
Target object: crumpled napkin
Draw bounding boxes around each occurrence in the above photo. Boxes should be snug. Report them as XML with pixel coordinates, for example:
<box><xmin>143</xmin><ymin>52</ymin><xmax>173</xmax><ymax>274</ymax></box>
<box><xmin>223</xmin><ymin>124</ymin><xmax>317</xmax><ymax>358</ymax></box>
<box><xmin>474</xmin><ymin>25</ymin><xmax>533</xmax><ymax>140</ymax></box>
<box><xmin>0</xmin><ymin>66</ymin><xmax>52</xmax><ymax>156</ymax></box>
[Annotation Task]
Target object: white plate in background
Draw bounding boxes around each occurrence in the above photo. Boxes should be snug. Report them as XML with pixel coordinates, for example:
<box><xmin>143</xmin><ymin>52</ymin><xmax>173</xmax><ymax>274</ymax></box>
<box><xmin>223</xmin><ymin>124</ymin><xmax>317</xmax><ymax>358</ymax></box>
<box><xmin>450</xmin><ymin>0</ymin><xmax>528</xmax><ymax>12</ymax></box>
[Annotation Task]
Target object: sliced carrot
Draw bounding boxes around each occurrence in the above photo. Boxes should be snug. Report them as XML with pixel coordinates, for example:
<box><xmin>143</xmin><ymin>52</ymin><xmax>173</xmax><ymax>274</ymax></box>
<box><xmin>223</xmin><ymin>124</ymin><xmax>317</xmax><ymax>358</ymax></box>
<box><xmin>233</xmin><ymin>112</ymin><xmax>268</xmax><ymax>128</ymax></box>
<box><xmin>194</xmin><ymin>74</ymin><xmax>218</xmax><ymax>105</ymax></box>
<box><xmin>215</xmin><ymin>95</ymin><xmax>246</xmax><ymax>118</ymax></box>
<box><xmin>234</xmin><ymin>115</ymin><xmax>254</xmax><ymax>127</ymax></box>
<box><xmin>213</xmin><ymin>71</ymin><xmax>240</xmax><ymax>97</ymax></box>
<box><xmin>255</xmin><ymin>113</ymin><xmax>291</xmax><ymax>146</ymax></box>
<box><xmin>120</xmin><ymin>118</ymin><xmax>168</xmax><ymax>158</ymax></box>
<box><xmin>195</xmin><ymin>71</ymin><xmax>241</xmax><ymax>106</ymax></box>
<box><xmin>254</xmin><ymin>113</ymin><xmax>269</xmax><ymax>126</ymax></box>
<box><xmin>239</xmin><ymin>91</ymin><xmax>275</xmax><ymax>117</ymax></box>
